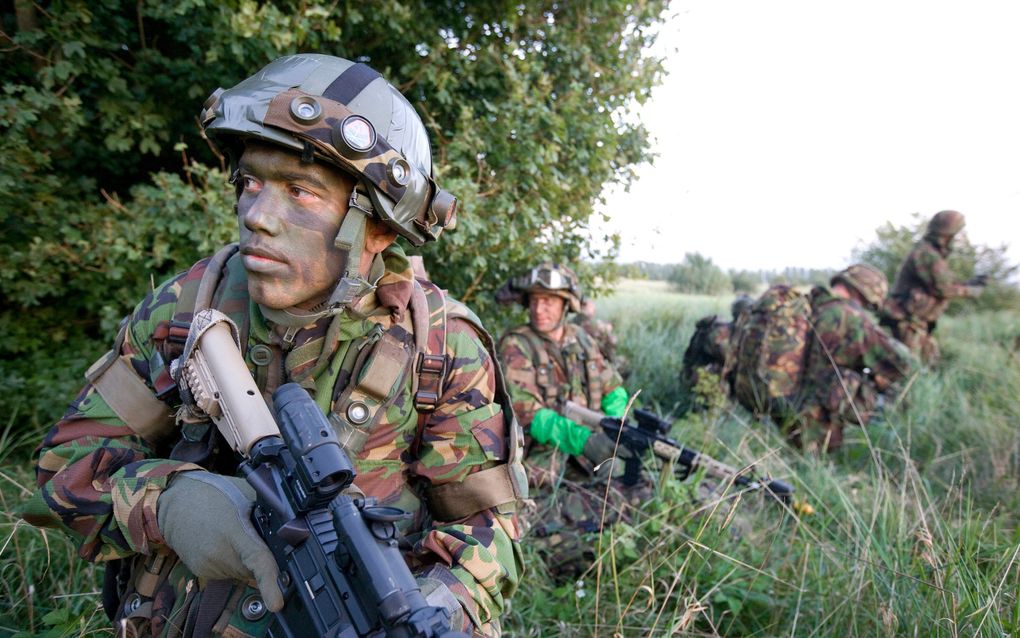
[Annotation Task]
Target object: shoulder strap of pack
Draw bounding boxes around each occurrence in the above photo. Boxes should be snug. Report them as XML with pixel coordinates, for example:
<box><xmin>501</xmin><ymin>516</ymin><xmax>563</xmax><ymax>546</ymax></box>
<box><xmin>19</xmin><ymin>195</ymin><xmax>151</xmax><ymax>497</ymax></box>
<box><xmin>411</xmin><ymin>279</ymin><xmax>528</xmax><ymax>520</ymax></box>
<box><xmin>506</xmin><ymin>325</ymin><xmax>558</xmax><ymax>405</ymax></box>
<box><xmin>573</xmin><ymin>325</ymin><xmax>605</xmax><ymax>409</ymax></box>
<box><xmin>411</xmin><ymin>279</ymin><xmax>448</xmax><ymax>412</ymax></box>
<box><xmin>163</xmin><ymin>243</ymin><xmax>241</xmax><ymax>364</ymax></box>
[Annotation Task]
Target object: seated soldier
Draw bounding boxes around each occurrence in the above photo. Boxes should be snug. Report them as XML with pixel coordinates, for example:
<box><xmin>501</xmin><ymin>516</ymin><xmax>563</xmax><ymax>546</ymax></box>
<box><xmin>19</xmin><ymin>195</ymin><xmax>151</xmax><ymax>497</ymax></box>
<box><xmin>496</xmin><ymin>263</ymin><xmax>640</xmax><ymax>576</ymax></box>
<box><xmin>21</xmin><ymin>54</ymin><xmax>523</xmax><ymax>637</ymax></box>
<box><xmin>797</xmin><ymin>264</ymin><xmax>916</xmax><ymax>451</ymax></box>
<box><xmin>679</xmin><ymin>294</ymin><xmax>752</xmax><ymax>414</ymax></box>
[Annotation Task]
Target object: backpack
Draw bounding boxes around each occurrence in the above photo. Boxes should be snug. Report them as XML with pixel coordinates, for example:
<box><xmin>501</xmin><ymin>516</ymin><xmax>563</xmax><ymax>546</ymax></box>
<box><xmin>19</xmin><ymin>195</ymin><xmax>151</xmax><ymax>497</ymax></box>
<box><xmin>730</xmin><ymin>285</ymin><xmax>812</xmax><ymax>418</ymax></box>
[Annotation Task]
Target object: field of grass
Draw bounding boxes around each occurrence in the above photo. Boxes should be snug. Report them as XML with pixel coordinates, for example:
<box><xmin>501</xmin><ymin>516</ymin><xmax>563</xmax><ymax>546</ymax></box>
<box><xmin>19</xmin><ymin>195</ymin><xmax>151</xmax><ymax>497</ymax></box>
<box><xmin>2</xmin><ymin>279</ymin><xmax>1018</xmax><ymax>636</ymax></box>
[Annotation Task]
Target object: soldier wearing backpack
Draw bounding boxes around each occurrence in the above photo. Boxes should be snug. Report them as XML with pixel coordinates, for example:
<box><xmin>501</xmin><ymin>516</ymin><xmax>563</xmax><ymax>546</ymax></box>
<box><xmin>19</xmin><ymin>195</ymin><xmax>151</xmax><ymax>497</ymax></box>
<box><xmin>796</xmin><ymin>265</ymin><xmax>916</xmax><ymax>451</ymax></box>
<box><xmin>21</xmin><ymin>55</ymin><xmax>525</xmax><ymax>637</ymax></box>
<box><xmin>679</xmin><ymin>295</ymin><xmax>752</xmax><ymax>415</ymax></box>
<box><xmin>728</xmin><ymin>285</ymin><xmax>814</xmax><ymax>426</ymax></box>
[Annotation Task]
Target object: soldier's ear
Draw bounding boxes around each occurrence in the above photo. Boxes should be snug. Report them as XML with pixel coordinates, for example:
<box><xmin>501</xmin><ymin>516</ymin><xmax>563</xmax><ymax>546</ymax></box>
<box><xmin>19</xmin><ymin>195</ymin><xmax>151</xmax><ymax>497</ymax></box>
<box><xmin>364</xmin><ymin>217</ymin><xmax>398</xmax><ymax>254</ymax></box>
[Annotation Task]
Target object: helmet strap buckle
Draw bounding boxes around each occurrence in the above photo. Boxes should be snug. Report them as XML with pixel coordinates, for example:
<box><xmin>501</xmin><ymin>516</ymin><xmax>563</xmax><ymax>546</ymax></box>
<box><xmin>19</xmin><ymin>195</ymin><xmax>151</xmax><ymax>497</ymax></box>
<box><xmin>327</xmin><ymin>191</ymin><xmax>376</xmax><ymax>309</ymax></box>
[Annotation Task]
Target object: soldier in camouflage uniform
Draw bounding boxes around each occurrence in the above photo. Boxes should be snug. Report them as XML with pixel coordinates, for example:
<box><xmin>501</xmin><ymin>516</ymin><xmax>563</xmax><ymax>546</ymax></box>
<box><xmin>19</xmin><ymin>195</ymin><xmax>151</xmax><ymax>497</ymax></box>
<box><xmin>679</xmin><ymin>295</ymin><xmax>752</xmax><ymax>415</ymax></box>
<box><xmin>21</xmin><ymin>55</ymin><xmax>524</xmax><ymax>637</ymax></box>
<box><xmin>796</xmin><ymin>264</ymin><xmax>916</xmax><ymax>452</ymax></box>
<box><xmin>881</xmin><ymin>210</ymin><xmax>984</xmax><ymax>364</ymax></box>
<box><xmin>495</xmin><ymin>264</ymin><xmax>639</xmax><ymax>576</ymax></box>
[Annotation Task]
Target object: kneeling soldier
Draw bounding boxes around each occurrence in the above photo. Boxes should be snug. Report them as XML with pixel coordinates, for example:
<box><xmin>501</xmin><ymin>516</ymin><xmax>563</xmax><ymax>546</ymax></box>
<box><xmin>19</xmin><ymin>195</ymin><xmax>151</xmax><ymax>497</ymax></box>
<box><xmin>22</xmin><ymin>54</ymin><xmax>525</xmax><ymax>637</ymax></box>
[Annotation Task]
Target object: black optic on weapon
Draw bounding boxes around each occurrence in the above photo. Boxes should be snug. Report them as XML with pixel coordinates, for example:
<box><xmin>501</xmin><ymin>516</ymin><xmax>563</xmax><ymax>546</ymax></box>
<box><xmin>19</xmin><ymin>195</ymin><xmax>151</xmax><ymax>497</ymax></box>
<box><xmin>633</xmin><ymin>409</ymin><xmax>671</xmax><ymax>436</ymax></box>
<box><xmin>274</xmin><ymin>383</ymin><xmax>355</xmax><ymax>509</ymax></box>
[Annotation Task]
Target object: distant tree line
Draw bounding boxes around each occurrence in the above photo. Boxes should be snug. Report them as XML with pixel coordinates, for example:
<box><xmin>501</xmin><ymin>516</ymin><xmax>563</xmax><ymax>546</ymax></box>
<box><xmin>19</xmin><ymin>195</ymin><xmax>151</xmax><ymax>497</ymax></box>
<box><xmin>623</xmin><ymin>218</ymin><xmax>1018</xmax><ymax>309</ymax></box>
<box><xmin>621</xmin><ymin>255</ymin><xmax>834</xmax><ymax>295</ymax></box>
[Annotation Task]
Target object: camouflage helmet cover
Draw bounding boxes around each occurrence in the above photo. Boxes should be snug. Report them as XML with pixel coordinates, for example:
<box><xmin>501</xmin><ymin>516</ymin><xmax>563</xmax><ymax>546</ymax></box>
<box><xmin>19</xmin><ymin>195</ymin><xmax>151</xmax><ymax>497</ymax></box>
<box><xmin>831</xmin><ymin>263</ymin><xmax>888</xmax><ymax>310</ymax></box>
<box><xmin>926</xmin><ymin>210</ymin><xmax>966</xmax><ymax>238</ymax></box>
<box><xmin>508</xmin><ymin>262</ymin><xmax>582</xmax><ymax>313</ymax></box>
<box><xmin>201</xmin><ymin>54</ymin><xmax>456</xmax><ymax>246</ymax></box>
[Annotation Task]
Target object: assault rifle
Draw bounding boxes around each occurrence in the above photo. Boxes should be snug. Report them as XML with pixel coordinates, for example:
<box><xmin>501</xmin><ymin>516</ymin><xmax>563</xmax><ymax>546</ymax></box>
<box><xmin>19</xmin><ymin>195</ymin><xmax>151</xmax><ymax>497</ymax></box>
<box><xmin>561</xmin><ymin>401</ymin><xmax>795</xmax><ymax>505</ymax></box>
<box><xmin>174</xmin><ymin>309</ymin><xmax>466</xmax><ymax>638</ymax></box>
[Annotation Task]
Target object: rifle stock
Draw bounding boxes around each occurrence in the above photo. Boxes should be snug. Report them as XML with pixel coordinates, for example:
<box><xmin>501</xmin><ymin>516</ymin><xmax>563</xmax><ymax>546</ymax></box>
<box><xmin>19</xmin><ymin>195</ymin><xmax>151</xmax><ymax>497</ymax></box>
<box><xmin>176</xmin><ymin>309</ymin><xmax>466</xmax><ymax>637</ymax></box>
<box><xmin>562</xmin><ymin>400</ymin><xmax>794</xmax><ymax>504</ymax></box>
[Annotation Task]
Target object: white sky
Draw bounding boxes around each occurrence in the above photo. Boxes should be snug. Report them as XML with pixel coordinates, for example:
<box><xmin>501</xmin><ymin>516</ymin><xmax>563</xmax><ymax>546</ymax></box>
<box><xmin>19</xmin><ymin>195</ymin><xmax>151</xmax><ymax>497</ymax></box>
<box><xmin>597</xmin><ymin>0</ymin><xmax>1020</xmax><ymax>271</ymax></box>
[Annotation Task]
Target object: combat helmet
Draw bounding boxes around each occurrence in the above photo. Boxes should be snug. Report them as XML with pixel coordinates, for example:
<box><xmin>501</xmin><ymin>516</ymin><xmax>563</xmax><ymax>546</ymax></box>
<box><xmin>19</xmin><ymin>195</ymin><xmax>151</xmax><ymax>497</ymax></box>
<box><xmin>504</xmin><ymin>263</ymin><xmax>583</xmax><ymax>313</ymax></box>
<box><xmin>831</xmin><ymin>263</ymin><xmax>888</xmax><ymax>311</ymax></box>
<box><xmin>201</xmin><ymin>54</ymin><xmax>456</xmax><ymax>306</ymax></box>
<box><xmin>925</xmin><ymin>210</ymin><xmax>965</xmax><ymax>239</ymax></box>
<box><xmin>731</xmin><ymin>294</ymin><xmax>753</xmax><ymax>320</ymax></box>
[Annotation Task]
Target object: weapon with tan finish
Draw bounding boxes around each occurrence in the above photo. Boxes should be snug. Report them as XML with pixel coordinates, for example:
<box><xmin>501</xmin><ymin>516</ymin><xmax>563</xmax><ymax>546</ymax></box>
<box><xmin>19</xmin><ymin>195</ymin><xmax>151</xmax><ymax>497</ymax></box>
<box><xmin>173</xmin><ymin>309</ymin><xmax>467</xmax><ymax>637</ymax></box>
<box><xmin>562</xmin><ymin>400</ymin><xmax>795</xmax><ymax>505</ymax></box>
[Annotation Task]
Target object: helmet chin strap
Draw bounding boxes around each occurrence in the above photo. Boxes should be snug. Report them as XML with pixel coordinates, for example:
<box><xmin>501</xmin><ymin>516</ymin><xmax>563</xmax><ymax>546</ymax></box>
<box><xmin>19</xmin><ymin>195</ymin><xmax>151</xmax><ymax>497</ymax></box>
<box><xmin>327</xmin><ymin>189</ymin><xmax>376</xmax><ymax>308</ymax></box>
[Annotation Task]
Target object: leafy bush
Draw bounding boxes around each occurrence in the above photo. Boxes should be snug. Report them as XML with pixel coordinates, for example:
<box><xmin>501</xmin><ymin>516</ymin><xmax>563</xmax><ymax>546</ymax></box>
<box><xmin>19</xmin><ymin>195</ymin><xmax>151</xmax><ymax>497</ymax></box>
<box><xmin>668</xmin><ymin>253</ymin><xmax>733</xmax><ymax>295</ymax></box>
<box><xmin>0</xmin><ymin>0</ymin><xmax>669</xmax><ymax>430</ymax></box>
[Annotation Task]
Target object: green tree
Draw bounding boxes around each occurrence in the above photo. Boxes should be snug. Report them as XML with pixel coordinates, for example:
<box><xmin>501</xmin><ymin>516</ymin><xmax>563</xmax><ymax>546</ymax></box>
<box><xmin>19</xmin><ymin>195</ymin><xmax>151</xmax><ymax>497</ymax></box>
<box><xmin>728</xmin><ymin>269</ymin><xmax>761</xmax><ymax>294</ymax></box>
<box><xmin>668</xmin><ymin>252</ymin><xmax>733</xmax><ymax>295</ymax></box>
<box><xmin>0</xmin><ymin>1</ymin><xmax>668</xmax><ymax>429</ymax></box>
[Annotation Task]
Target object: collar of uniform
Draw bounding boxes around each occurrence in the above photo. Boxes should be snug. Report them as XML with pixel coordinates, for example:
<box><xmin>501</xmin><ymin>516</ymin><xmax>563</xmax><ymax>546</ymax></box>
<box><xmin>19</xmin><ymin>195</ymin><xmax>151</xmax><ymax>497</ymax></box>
<box><xmin>532</xmin><ymin>321</ymin><xmax>580</xmax><ymax>350</ymax></box>
<box><xmin>811</xmin><ymin>285</ymin><xmax>858</xmax><ymax>310</ymax></box>
<box><xmin>372</xmin><ymin>244</ymin><xmax>414</xmax><ymax>321</ymax></box>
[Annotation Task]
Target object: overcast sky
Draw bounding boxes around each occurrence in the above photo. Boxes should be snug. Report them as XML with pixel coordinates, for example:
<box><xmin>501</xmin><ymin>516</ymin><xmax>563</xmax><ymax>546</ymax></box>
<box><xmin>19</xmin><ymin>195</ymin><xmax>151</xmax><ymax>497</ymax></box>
<box><xmin>596</xmin><ymin>0</ymin><xmax>1020</xmax><ymax>271</ymax></box>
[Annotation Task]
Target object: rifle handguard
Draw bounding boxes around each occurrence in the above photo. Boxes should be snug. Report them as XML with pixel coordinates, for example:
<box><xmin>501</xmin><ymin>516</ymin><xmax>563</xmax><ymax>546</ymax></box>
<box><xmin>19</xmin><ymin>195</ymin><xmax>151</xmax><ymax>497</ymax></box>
<box><xmin>171</xmin><ymin>309</ymin><xmax>280</xmax><ymax>456</ymax></box>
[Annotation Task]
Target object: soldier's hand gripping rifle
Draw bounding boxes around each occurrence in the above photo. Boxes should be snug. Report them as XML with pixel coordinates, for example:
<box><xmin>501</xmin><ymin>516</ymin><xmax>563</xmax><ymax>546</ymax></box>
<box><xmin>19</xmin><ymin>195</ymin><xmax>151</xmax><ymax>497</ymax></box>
<box><xmin>561</xmin><ymin>401</ymin><xmax>795</xmax><ymax>505</ymax></box>
<box><xmin>173</xmin><ymin>309</ymin><xmax>467</xmax><ymax>638</ymax></box>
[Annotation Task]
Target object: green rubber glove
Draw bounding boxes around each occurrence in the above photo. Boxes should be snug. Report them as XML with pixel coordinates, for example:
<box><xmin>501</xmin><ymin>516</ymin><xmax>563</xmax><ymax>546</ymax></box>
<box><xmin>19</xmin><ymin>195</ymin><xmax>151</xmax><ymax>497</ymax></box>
<box><xmin>530</xmin><ymin>408</ymin><xmax>591</xmax><ymax>456</ymax></box>
<box><xmin>157</xmin><ymin>471</ymin><xmax>284</xmax><ymax>612</ymax></box>
<box><xmin>601</xmin><ymin>386</ymin><xmax>630</xmax><ymax>418</ymax></box>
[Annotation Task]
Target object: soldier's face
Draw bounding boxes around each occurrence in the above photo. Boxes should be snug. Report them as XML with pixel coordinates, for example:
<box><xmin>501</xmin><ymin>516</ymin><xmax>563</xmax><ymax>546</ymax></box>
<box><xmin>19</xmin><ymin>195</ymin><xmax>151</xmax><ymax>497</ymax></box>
<box><xmin>236</xmin><ymin>144</ymin><xmax>356</xmax><ymax>310</ymax></box>
<box><xmin>529</xmin><ymin>293</ymin><xmax>566</xmax><ymax>334</ymax></box>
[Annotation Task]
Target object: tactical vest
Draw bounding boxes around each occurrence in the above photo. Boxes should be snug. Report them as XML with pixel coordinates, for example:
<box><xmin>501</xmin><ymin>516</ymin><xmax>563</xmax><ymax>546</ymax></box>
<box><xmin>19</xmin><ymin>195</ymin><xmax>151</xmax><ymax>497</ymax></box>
<box><xmin>87</xmin><ymin>244</ymin><xmax>526</xmax><ymax>637</ymax></box>
<box><xmin>505</xmin><ymin>324</ymin><xmax>606</xmax><ymax>410</ymax></box>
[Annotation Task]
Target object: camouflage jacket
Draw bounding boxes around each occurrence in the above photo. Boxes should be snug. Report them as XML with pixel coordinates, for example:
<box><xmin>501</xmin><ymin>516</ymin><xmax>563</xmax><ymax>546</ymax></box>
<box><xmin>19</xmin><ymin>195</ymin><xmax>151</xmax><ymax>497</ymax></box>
<box><xmin>497</xmin><ymin>323</ymin><xmax>622</xmax><ymax>438</ymax></box>
<box><xmin>22</xmin><ymin>250</ymin><xmax>522</xmax><ymax>636</ymax></box>
<box><xmin>803</xmin><ymin>287</ymin><xmax>914</xmax><ymax>417</ymax></box>
<box><xmin>885</xmin><ymin>238</ymin><xmax>969</xmax><ymax>324</ymax></box>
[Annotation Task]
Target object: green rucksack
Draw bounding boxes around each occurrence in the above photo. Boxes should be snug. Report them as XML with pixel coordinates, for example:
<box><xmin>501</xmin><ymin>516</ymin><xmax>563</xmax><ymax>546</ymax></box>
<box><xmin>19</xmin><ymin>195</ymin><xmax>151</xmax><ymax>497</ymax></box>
<box><xmin>730</xmin><ymin>285</ymin><xmax>812</xmax><ymax>419</ymax></box>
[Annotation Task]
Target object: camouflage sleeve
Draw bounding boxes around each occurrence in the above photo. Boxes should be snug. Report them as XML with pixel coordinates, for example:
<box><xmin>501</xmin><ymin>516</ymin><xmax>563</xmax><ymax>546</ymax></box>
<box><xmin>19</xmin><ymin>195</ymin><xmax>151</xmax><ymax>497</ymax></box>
<box><xmin>20</xmin><ymin>271</ymin><xmax>204</xmax><ymax>562</ymax></box>
<box><xmin>916</xmin><ymin>245</ymin><xmax>968</xmax><ymax>299</ymax></box>
<box><xmin>496</xmin><ymin>332</ymin><xmax>547</xmax><ymax>427</ymax></box>
<box><xmin>825</xmin><ymin>306</ymin><xmax>914</xmax><ymax>386</ymax></box>
<box><xmin>857</xmin><ymin>313</ymin><xmax>916</xmax><ymax>386</ymax></box>
<box><xmin>409</xmin><ymin>317</ymin><xmax>524</xmax><ymax>634</ymax></box>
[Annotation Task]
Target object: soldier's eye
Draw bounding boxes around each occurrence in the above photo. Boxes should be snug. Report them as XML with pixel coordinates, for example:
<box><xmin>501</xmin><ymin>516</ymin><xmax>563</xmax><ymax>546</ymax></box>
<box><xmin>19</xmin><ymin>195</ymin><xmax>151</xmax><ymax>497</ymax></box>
<box><xmin>242</xmin><ymin>175</ymin><xmax>261</xmax><ymax>192</ymax></box>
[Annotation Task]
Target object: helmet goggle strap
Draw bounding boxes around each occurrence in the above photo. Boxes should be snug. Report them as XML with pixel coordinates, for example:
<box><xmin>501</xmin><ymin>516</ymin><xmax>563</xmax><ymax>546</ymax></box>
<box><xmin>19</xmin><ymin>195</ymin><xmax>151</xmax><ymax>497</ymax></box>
<box><xmin>327</xmin><ymin>189</ymin><xmax>376</xmax><ymax>309</ymax></box>
<box><xmin>533</xmin><ymin>266</ymin><xmax>565</xmax><ymax>290</ymax></box>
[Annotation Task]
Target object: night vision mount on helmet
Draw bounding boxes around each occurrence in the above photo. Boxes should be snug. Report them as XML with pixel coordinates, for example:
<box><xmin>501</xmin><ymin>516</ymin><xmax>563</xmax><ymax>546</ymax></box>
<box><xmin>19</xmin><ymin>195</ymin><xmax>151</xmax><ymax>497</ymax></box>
<box><xmin>201</xmin><ymin>54</ymin><xmax>457</xmax><ymax>308</ymax></box>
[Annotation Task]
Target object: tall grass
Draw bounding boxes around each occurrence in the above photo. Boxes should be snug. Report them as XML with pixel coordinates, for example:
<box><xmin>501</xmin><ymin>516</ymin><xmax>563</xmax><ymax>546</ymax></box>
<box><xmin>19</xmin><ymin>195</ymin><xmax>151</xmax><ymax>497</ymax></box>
<box><xmin>505</xmin><ymin>280</ymin><xmax>1020</xmax><ymax>636</ymax></box>
<box><xmin>2</xmin><ymin>280</ymin><xmax>1018</xmax><ymax>636</ymax></box>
